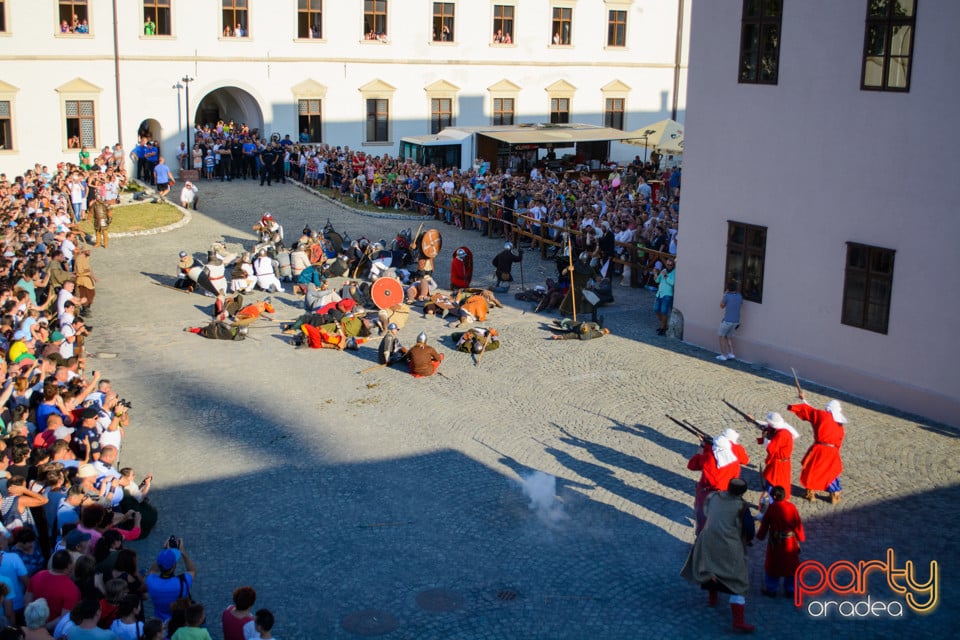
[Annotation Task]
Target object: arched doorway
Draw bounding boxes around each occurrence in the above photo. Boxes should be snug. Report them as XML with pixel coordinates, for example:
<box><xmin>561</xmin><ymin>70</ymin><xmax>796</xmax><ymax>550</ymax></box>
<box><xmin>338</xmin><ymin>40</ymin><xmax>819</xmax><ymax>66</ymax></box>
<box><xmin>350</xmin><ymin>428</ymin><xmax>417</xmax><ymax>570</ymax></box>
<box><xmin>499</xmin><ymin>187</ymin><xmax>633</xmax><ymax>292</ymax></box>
<box><xmin>137</xmin><ymin>118</ymin><xmax>161</xmax><ymax>143</ymax></box>
<box><xmin>194</xmin><ymin>86</ymin><xmax>264</xmax><ymax>138</ymax></box>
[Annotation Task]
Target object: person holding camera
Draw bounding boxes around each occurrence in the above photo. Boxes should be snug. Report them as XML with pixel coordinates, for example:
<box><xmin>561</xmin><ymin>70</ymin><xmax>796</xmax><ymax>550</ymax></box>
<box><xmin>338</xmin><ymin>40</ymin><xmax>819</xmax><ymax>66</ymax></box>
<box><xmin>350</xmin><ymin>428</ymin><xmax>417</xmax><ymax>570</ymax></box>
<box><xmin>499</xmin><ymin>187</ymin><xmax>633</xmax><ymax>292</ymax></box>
<box><xmin>145</xmin><ymin>539</ymin><xmax>196</xmax><ymax>623</ymax></box>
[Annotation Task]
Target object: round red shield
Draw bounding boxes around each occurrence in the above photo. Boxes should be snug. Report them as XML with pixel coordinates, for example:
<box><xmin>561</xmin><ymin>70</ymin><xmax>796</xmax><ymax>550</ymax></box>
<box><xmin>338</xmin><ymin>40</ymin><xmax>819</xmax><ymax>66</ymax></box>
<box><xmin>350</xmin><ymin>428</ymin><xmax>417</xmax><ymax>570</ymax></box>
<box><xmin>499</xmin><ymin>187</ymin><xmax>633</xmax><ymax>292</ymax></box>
<box><xmin>419</xmin><ymin>229</ymin><xmax>443</xmax><ymax>258</ymax></box>
<box><xmin>371</xmin><ymin>277</ymin><xmax>404</xmax><ymax>310</ymax></box>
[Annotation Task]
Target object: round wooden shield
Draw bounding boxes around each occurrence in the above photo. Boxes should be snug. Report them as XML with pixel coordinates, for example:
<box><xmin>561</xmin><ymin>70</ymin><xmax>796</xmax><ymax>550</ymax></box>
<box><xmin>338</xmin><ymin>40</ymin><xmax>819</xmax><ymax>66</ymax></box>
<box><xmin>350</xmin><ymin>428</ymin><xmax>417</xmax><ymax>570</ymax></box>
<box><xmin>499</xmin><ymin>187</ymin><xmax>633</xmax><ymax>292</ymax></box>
<box><xmin>419</xmin><ymin>228</ymin><xmax>443</xmax><ymax>258</ymax></box>
<box><xmin>371</xmin><ymin>277</ymin><xmax>404</xmax><ymax>310</ymax></box>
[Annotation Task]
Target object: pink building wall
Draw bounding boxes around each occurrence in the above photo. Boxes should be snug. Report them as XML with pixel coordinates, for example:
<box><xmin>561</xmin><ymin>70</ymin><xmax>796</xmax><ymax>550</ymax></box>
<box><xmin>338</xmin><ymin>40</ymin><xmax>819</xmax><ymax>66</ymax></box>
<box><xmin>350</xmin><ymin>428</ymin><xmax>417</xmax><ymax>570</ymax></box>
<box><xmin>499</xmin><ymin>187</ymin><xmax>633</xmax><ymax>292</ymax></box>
<box><xmin>677</xmin><ymin>0</ymin><xmax>960</xmax><ymax>425</ymax></box>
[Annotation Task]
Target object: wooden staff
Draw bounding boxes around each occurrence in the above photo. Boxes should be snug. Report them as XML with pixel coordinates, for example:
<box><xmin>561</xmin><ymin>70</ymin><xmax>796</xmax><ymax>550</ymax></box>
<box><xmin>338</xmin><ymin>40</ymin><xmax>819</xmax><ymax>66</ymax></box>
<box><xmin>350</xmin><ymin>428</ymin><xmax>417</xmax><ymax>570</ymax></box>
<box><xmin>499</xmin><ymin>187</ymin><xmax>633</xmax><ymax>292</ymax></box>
<box><xmin>474</xmin><ymin>331</ymin><xmax>492</xmax><ymax>367</ymax></box>
<box><xmin>566</xmin><ymin>234</ymin><xmax>577</xmax><ymax>321</ymax></box>
<box><xmin>790</xmin><ymin>367</ymin><xmax>803</xmax><ymax>398</ymax></box>
<box><xmin>359</xmin><ymin>362</ymin><xmax>389</xmax><ymax>374</ymax></box>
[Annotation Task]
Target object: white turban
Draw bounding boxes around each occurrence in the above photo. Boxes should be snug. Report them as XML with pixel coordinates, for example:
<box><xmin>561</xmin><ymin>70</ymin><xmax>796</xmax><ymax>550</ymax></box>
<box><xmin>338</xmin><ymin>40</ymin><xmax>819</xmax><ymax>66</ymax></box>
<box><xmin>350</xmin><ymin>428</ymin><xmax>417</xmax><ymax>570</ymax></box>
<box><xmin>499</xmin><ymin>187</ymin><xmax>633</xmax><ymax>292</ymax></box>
<box><xmin>766</xmin><ymin>412</ymin><xmax>800</xmax><ymax>439</ymax></box>
<box><xmin>825</xmin><ymin>400</ymin><xmax>848</xmax><ymax>424</ymax></box>
<box><xmin>712</xmin><ymin>434</ymin><xmax>739</xmax><ymax>468</ymax></box>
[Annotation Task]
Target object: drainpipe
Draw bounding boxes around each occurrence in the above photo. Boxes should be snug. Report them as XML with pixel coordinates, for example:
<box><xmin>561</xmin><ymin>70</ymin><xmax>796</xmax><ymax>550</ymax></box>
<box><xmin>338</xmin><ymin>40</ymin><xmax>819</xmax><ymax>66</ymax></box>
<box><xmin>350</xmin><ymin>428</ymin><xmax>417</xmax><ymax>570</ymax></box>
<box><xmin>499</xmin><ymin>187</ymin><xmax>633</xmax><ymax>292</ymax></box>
<box><xmin>112</xmin><ymin>0</ymin><xmax>123</xmax><ymax>149</ymax></box>
<box><xmin>671</xmin><ymin>0</ymin><xmax>684</xmax><ymax>122</ymax></box>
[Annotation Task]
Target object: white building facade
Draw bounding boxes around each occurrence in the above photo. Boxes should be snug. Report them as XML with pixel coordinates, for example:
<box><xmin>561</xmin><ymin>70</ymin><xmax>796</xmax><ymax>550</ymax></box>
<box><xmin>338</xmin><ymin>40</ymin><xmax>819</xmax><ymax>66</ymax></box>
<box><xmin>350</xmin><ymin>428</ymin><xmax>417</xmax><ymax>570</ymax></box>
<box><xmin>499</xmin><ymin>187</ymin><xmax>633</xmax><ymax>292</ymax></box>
<box><xmin>0</xmin><ymin>0</ymin><xmax>689</xmax><ymax>176</ymax></box>
<box><xmin>679</xmin><ymin>0</ymin><xmax>960</xmax><ymax>425</ymax></box>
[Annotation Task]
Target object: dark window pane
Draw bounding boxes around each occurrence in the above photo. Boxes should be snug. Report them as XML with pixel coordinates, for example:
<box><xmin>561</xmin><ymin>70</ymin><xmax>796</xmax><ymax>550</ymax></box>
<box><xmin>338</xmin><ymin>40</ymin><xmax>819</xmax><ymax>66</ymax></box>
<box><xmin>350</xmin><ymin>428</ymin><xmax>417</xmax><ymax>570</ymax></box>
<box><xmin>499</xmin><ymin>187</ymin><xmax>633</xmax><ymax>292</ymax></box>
<box><xmin>847</xmin><ymin>244</ymin><xmax>867</xmax><ymax>269</ymax></box>
<box><xmin>868</xmin><ymin>0</ymin><xmax>890</xmax><ymax>17</ymax></box>
<box><xmin>729</xmin><ymin>224</ymin><xmax>745</xmax><ymax>245</ymax></box>
<box><xmin>762</xmin><ymin>0</ymin><xmax>782</xmax><ymax>16</ymax></box>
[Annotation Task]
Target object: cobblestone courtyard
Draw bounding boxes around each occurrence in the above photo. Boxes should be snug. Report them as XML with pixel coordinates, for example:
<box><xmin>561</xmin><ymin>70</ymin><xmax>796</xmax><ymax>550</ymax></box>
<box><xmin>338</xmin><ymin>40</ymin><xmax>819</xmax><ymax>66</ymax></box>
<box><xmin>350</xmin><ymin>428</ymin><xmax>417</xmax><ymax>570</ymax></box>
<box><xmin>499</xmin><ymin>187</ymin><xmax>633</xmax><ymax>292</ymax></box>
<box><xmin>87</xmin><ymin>180</ymin><xmax>958</xmax><ymax>639</ymax></box>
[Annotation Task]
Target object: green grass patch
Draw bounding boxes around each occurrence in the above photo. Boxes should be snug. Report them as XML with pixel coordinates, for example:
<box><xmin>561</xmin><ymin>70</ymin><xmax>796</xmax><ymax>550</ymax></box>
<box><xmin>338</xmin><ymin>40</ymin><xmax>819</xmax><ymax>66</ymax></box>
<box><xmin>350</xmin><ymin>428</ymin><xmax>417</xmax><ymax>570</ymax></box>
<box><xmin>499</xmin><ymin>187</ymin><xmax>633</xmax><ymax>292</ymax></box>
<box><xmin>77</xmin><ymin>202</ymin><xmax>183</xmax><ymax>234</ymax></box>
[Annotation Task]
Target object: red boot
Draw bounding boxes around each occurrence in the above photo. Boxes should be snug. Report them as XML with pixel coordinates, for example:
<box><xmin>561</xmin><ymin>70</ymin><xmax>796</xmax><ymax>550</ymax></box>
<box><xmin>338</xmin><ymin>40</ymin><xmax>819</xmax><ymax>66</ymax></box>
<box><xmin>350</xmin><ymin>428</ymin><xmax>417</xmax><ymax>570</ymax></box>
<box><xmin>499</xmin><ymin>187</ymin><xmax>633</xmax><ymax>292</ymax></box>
<box><xmin>708</xmin><ymin>589</ymin><xmax>718</xmax><ymax>607</ymax></box>
<box><xmin>731</xmin><ymin>603</ymin><xmax>755</xmax><ymax>633</ymax></box>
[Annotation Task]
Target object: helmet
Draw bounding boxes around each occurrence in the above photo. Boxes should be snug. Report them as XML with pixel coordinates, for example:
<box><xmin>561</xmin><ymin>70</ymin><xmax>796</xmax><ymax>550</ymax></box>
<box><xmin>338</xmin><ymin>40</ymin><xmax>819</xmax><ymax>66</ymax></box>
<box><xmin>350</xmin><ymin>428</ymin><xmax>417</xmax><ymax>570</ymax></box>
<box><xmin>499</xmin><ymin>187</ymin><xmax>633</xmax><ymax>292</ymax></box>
<box><xmin>504</xmin><ymin>242</ymin><xmax>513</xmax><ymax>251</ymax></box>
<box><xmin>416</xmin><ymin>332</ymin><xmax>427</xmax><ymax>344</ymax></box>
<box><xmin>387</xmin><ymin>322</ymin><xmax>399</xmax><ymax>331</ymax></box>
<box><xmin>471</xmin><ymin>340</ymin><xmax>484</xmax><ymax>354</ymax></box>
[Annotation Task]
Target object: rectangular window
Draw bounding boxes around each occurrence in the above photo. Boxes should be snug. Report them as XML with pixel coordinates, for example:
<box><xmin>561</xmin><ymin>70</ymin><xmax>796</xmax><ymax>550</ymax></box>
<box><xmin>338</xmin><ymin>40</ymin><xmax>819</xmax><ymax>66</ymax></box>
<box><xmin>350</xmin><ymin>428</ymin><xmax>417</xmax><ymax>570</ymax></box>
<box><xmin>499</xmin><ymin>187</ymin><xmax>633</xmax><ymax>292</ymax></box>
<box><xmin>607</xmin><ymin>9</ymin><xmax>626</xmax><ymax>47</ymax></box>
<box><xmin>222</xmin><ymin>0</ymin><xmax>248</xmax><ymax>37</ymax></box>
<box><xmin>65</xmin><ymin>99</ymin><xmax>95</xmax><ymax>149</ymax></box>
<box><xmin>725</xmin><ymin>221</ymin><xmax>766</xmax><ymax>303</ymax></box>
<box><xmin>366</xmin><ymin>98</ymin><xmax>389</xmax><ymax>142</ymax></box>
<box><xmin>143</xmin><ymin>0</ymin><xmax>171</xmax><ymax>36</ymax></box>
<box><xmin>604</xmin><ymin>98</ymin><xmax>624</xmax><ymax>130</ymax></box>
<box><xmin>493</xmin><ymin>5</ymin><xmax>514</xmax><ymax>43</ymax></box>
<box><xmin>432</xmin><ymin>2</ymin><xmax>454</xmax><ymax>42</ymax></box>
<box><xmin>298</xmin><ymin>99</ymin><xmax>322</xmax><ymax>143</ymax></box>
<box><xmin>364</xmin><ymin>0</ymin><xmax>387</xmax><ymax>38</ymax></box>
<box><xmin>842</xmin><ymin>243</ymin><xmax>895</xmax><ymax>334</ymax></box>
<box><xmin>492</xmin><ymin>98</ymin><xmax>514</xmax><ymax>125</ymax></box>
<box><xmin>431</xmin><ymin>98</ymin><xmax>452</xmax><ymax>134</ymax></box>
<box><xmin>297</xmin><ymin>0</ymin><xmax>322</xmax><ymax>39</ymax></box>
<box><xmin>738</xmin><ymin>0</ymin><xmax>782</xmax><ymax>84</ymax></box>
<box><xmin>551</xmin><ymin>7</ymin><xmax>572</xmax><ymax>45</ymax></box>
<box><xmin>550</xmin><ymin>98</ymin><xmax>570</xmax><ymax>124</ymax></box>
<box><xmin>59</xmin><ymin>0</ymin><xmax>89</xmax><ymax>34</ymax></box>
<box><xmin>861</xmin><ymin>0</ymin><xmax>916</xmax><ymax>91</ymax></box>
<box><xmin>0</xmin><ymin>101</ymin><xmax>12</xmax><ymax>150</ymax></box>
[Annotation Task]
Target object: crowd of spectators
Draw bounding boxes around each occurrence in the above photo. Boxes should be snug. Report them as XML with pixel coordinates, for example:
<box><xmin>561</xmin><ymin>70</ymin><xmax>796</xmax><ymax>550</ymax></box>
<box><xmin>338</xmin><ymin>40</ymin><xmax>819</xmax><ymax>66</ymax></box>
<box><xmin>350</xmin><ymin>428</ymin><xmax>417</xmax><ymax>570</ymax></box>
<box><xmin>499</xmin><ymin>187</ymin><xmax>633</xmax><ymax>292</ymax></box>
<box><xmin>178</xmin><ymin>120</ymin><xmax>679</xmax><ymax>285</ymax></box>
<box><xmin>0</xmin><ymin>154</ymin><xmax>279</xmax><ymax>638</ymax></box>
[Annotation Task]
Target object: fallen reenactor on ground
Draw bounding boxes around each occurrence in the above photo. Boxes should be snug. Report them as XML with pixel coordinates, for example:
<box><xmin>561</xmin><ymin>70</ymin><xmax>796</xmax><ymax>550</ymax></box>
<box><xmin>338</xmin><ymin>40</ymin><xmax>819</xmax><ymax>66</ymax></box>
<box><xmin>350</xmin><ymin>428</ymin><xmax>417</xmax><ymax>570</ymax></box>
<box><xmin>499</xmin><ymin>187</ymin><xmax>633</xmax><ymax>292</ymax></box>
<box><xmin>549</xmin><ymin>318</ymin><xmax>609</xmax><ymax>340</ymax></box>
<box><xmin>183</xmin><ymin>321</ymin><xmax>248</xmax><ymax>340</ymax></box>
<box><xmin>452</xmin><ymin>327</ymin><xmax>500</xmax><ymax>354</ymax></box>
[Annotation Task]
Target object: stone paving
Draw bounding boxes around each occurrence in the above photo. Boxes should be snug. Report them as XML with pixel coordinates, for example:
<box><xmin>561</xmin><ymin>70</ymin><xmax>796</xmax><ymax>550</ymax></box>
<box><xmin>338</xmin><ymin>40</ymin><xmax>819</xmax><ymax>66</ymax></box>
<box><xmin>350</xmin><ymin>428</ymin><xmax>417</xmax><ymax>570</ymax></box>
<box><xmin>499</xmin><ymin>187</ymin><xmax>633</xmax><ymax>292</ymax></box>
<box><xmin>86</xmin><ymin>179</ymin><xmax>959</xmax><ymax>639</ymax></box>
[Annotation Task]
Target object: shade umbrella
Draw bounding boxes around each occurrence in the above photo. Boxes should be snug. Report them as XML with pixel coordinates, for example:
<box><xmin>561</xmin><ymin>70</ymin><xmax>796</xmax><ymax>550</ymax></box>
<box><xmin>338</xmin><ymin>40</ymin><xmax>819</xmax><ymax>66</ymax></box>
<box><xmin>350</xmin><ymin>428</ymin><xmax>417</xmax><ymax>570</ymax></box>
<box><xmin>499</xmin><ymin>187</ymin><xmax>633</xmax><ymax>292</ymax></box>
<box><xmin>624</xmin><ymin>119</ymin><xmax>684</xmax><ymax>154</ymax></box>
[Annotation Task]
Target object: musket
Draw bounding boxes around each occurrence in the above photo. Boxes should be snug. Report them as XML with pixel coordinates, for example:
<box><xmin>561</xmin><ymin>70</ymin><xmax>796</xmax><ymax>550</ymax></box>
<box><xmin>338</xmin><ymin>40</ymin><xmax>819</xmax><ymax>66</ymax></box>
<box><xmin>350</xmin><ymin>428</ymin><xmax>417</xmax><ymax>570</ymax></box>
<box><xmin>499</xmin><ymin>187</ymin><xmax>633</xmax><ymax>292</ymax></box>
<box><xmin>790</xmin><ymin>367</ymin><xmax>803</xmax><ymax>398</ymax></box>
<box><xmin>665</xmin><ymin>414</ymin><xmax>712</xmax><ymax>444</ymax></box>
<box><xmin>682</xmin><ymin>419</ymin><xmax>713</xmax><ymax>442</ymax></box>
<box><xmin>721</xmin><ymin>399</ymin><xmax>762</xmax><ymax>428</ymax></box>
